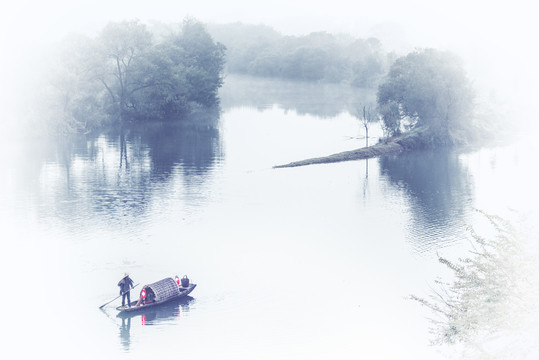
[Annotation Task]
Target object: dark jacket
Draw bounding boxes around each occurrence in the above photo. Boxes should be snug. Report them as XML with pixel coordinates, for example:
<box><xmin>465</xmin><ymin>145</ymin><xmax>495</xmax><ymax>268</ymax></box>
<box><xmin>118</xmin><ymin>276</ymin><xmax>134</xmax><ymax>294</ymax></box>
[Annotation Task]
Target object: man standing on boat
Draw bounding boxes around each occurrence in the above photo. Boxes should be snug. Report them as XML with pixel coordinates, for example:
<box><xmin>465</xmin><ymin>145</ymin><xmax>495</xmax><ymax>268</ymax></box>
<box><xmin>118</xmin><ymin>273</ymin><xmax>135</xmax><ymax>307</ymax></box>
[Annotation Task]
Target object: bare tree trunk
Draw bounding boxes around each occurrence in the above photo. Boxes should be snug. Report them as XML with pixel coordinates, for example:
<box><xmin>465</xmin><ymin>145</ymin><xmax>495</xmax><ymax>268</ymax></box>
<box><xmin>365</xmin><ymin>125</ymin><xmax>369</xmax><ymax>147</ymax></box>
<box><xmin>363</xmin><ymin>105</ymin><xmax>369</xmax><ymax>147</ymax></box>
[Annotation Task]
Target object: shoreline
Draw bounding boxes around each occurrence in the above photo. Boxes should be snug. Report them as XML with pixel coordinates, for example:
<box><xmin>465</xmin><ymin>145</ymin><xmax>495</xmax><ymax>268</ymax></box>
<box><xmin>274</xmin><ymin>129</ymin><xmax>429</xmax><ymax>168</ymax></box>
<box><xmin>273</xmin><ymin>141</ymin><xmax>404</xmax><ymax>168</ymax></box>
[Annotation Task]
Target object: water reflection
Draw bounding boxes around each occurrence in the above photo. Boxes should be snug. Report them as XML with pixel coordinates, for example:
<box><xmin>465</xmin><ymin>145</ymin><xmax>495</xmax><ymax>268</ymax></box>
<box><xmin>220</xmin><ymin>74</ymin><xmax>375</xmax><ymax>117</ymax></box>
<box><xmin>120</xmin><ymin>317</ymin><xmax>131</xmax><ymax>351</ymax></box>
<box><xmin>117</xmin><ymin>296</ymin><xmax>194</xmax><ymax>322</ymax></box>
<box><xmin>379</xmin><ymin>149</ymin><xmax>474</xmax><ymax>252</ymax></box>
<box><xmin>117</xmin><ymin>297</ymin><xmax>194</xmax><ymax>352</ymax></box>
<box><xmin>19</xmin><ymin>108</ymin><xmax>222</xmax><ymax>227</ymax></box>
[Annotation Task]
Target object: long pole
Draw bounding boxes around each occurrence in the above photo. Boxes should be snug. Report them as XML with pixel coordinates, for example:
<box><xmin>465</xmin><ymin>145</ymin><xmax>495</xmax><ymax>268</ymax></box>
<box><xmin>99</xmin><ymin>283</ymin><xmax>139</xmax><ymax>309</ymax></box>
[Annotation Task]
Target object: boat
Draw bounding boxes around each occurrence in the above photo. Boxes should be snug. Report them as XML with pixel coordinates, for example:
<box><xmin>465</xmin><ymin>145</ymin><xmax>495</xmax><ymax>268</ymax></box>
<box><xmin>116</xmin><ymin>276</ymin><xmax>196</xmax><ymax>314</ymax></box>
<box><xmin>116</xmin><ymin>294</ymin><xmax>194</xmax><ymax>320</ymax></box>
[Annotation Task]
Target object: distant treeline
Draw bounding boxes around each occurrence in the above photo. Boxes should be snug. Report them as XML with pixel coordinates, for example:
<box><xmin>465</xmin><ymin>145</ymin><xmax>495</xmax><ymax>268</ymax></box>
<box><xmin>37</xmin><ymin>18</ymin><xmax>225</xmax><ymax>133</ymax></box>
<box><xmin>207</xmin><ymin>23</ymin><xmax>395</xmax><ymax>87</ymax></box>
<box><xmin>207</xmin><ymin>23</ymin><xmax>480</xmax><ymax>145</ymax></box>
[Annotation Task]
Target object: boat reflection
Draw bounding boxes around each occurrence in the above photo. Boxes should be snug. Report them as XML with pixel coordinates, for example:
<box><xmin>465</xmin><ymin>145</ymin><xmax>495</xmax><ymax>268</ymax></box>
<box><xmin>117</xmin><ymin>296</ymin><xmax>195</xmax><ymax>351</ymax></box>
<box><xmin>119</xmin><ymin>317</ymin><xmax>131</xmax><ymax>351</ymax></box>
<box><xmin>116</xmin><ymin>296</ymin><xmax>195</xmax><ymax>324</ymax></box>
<box><xmin>379</xmin><ymin>148</ymin><xmax>473</xmax><ymax>252</ymax></box>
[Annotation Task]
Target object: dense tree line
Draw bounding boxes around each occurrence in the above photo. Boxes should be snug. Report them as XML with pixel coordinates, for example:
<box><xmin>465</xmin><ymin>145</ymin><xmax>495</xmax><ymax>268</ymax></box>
<box><xmin>207</xmin><ymin>23</ymin><xmax>392</xmax><ymax>87</ymax></box>
<box><xmin>205</xmin><ymin>24</ymin><xmax>476</xmax><ymax>146</ymax></box>
<box><xmin>42</xmin><ymin>18</ymin><xmax>226</xmax><ymax>133</ymax></box>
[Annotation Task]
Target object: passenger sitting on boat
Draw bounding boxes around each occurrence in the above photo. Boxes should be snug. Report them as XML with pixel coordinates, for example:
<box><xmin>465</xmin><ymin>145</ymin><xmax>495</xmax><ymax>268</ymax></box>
<box><xmin>145</xmin><ymin>288</ymin><xmax>156</xmax><ymax>303</ymax></box>
<box><xmin>135</xmin><ymin>287</ymin><xmax>148</xmax><ymax>307</ymax></box>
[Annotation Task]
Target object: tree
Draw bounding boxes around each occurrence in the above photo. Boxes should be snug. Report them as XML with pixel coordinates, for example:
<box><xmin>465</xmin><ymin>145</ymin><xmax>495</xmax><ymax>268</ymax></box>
<box><xmin>42</xmin><ymin>18</ymin><xmax>226</xmax><ymax>132</ymax></box>
<box><xmin>410</xmin><ymin>212</ymin><xmax>536</xmax><ymax>358</ymax></box>
<box><xmin>172</xmin><ymin>18</ymin><xmax>226</xmax><ymax>107</ymax></box>
<box><xmin>282</xmin><ymin>47</ymin><xmax>328</xmax><ymax>81</ymax></box>
<box><xmin>127</xmin><ymin>40</ymin><xmax>190</xmax><ymax>119</ymax></box>
<box><xmin>377</xmin><ymin>49</ymin><xmax>474</xmax><ymax>144</ymax></box>
<box><xmin>377</xmin><ymin>100</ymin><xmax>401</xmax><ymax>138</ymax></box>
<box><xmin>207</xmin><ymin>24</ymin><xmax>388</xmax><ymax>86</ymax></box>
<box><xmin>353</xmin><ymin>103</ymin><xmax>376</xmax><ymax>147</ymax></box>
<box><xmin>349</xmin><ymin>38</ymin><xmax>387</xmax><ymax>87</ymax></box>
<box><xmin>127</xmin><ymin>20</ymin><xmax>226</xmax><ymax>119</ymax></box>
<box><xmin>95</xmin><ymin>20</ymin><xmax>153</xmax><ymax>120</ymax></box>
<box><xmin>41</xmin><ymin>33</ymin><xmax>111</xmax><ymax>132</ymax></box>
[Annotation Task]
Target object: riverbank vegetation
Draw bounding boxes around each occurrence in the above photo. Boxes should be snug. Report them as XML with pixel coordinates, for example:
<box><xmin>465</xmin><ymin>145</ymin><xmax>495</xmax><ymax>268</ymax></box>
<box><xmin>377</xmin><ymin>49</ymin><xmax>476</xmax><ymax>146</ymax></box>
<box><xmin>411</xmin><ymin>212</ymin><xmax>539</xmax><ymax>358</ymax></box>
<box><xmin>207</xmin><ymin>22</ymin><xmax>393</xmax><ymax>87</ymax></box>
<box><xmin>35</xmin><ymin>18</ymin><xmax>225</xmax><ymax>134</ymax></box>
<box><xmin>275</xmin><ymin>48</ymin><xmax>482</xmax><ymax>168</ymax></box>
<box><xmin>208</xmin><ymin>24</ymin><xmax>493</xmax><ymax>154</ymax></box>
<box><xmin>34</xmin><ymin>19</ymin><xmax>484</xmax><ymax>152</ymax></box>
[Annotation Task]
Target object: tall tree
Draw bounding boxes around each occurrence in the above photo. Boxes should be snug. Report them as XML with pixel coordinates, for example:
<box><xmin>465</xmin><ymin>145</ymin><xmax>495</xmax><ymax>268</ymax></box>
<box><xmin>129</xmin><ymin>18</ymin><xmax>226</xmax><ymax>119</ymax></box>
<box><xmin>172</xmin><ymin>18</ymin><xmax>226</xmax><ymax>107</ymax></box>
<box><xmin>377</xmin><ymin>49</ymin><xmax>474</xmax><ymax>143</ymax></box>
<box><xmin>95</xmin><ymin>20</ymin><xmax>153</xmax><ymax>120</ymax></box>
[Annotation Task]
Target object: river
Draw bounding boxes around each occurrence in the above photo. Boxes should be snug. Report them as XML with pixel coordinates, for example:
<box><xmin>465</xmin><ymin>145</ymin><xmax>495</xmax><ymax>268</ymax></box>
<box><xmin>1</xmin><ymin>74</ymin><xmax>537</xmax><ymax>359</ymax></box>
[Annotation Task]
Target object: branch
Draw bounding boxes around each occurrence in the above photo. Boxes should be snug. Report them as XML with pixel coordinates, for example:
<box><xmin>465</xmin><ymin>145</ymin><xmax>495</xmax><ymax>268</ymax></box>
<box><xmin>428</xmin><ymin>282</ymin><xmax>456</xmax><ymax>310</ymax></box>
<box><xmin>100</xmin><ymin>79</ymin><xmax>116</xmax><ymax>103</ymax></box>
<box><xmin>128</xmin><ymin>82</ymin><xmax>159</xmax><ymax>96</ymax></box>
<box><xmin>410</xmin><ymin>294</ymin><xmax>448</xmax><ymax>316</ymax></box>
<box><xmin>127</xmin><ymin>78</ymin><xmax>177</xmax><ymax>96</ymax></box>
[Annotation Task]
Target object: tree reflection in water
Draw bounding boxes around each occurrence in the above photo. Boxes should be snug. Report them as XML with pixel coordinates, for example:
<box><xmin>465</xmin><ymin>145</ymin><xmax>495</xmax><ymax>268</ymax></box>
<box><xmin>411</xmin><ymin>211</ymin><xmax>539</xmax><ymax>359</ymax></box>
<box><xmin>25</xmin><ymin>107</ymin><xmax>221</xmax><ymax>228</ymax></box>
<box><xmin>219</xmin><ymin>74</ymin><xmax>375</xmax><ymax>118</ymax></box>
<box><xmin>379</xmin><ymin>149</ymin><xmax>474</xmax><ymax>252</ymax></box>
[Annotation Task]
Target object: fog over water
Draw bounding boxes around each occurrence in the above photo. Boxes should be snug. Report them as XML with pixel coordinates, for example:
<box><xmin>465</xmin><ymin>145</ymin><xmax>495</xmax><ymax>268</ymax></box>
<box><xmin>1</xmin><ymin>1</ymin><xmax>538</xmax><ymax>359</ymax></box>
<box><xmin>2</xmin><ymin>75</ymin><xmax>537</xmax><ymax>359</ymax></box>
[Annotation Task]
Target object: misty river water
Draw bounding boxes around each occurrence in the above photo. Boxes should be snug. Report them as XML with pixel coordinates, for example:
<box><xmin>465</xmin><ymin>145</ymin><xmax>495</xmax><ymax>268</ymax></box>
<box><xmin>1</xmin><ymin>75</ymin><xmax>538</xmax><ymax>359</ymax></box>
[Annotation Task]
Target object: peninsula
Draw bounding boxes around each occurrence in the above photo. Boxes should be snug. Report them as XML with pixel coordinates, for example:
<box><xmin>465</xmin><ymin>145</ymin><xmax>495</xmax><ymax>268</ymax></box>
<box><xmin>276</xmin><ymin>48</ymin><xmax>477</xmax><ymax>168</ymax></box>
<box><xmin>274</xmin><ymin>128</ymin><xmax>428</xmax><ymax>168</ymax></box>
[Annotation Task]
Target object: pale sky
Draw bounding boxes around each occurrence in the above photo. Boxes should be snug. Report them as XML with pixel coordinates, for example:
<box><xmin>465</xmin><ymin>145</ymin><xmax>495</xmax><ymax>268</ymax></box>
<box><xmin>3</xmin><ymin>0</ymin><xmax>534</xmax><ymax>47</ymax></box>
